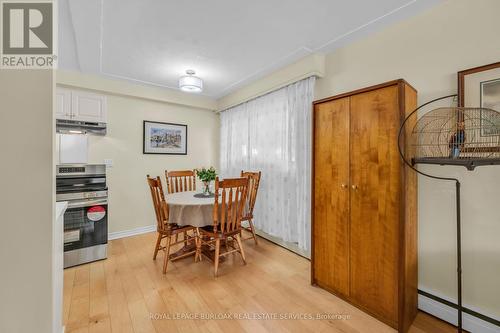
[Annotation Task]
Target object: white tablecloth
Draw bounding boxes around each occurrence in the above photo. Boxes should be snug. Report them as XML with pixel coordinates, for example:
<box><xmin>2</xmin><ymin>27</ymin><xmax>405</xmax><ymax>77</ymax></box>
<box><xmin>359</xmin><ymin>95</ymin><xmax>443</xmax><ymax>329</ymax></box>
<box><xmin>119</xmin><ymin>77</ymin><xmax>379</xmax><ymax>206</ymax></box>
<box><xmin>165</xmin><ymin>191</ymin><xmax>214</xmax><ymax>227</ymax></box>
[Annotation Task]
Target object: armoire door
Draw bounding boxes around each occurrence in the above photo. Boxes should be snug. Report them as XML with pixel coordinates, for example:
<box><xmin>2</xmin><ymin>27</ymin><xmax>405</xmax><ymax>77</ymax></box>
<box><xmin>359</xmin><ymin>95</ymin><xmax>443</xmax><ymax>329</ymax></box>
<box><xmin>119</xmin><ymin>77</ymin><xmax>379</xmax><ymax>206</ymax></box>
<box><xmin>313</xmin><ymin>97</ymin><xmax>350</xmax><ymax>297</ymax></box>
<box><xmin>349</xmin><ymin>85</ymin><xmax>401</xmax><ymax>325</ymax></box>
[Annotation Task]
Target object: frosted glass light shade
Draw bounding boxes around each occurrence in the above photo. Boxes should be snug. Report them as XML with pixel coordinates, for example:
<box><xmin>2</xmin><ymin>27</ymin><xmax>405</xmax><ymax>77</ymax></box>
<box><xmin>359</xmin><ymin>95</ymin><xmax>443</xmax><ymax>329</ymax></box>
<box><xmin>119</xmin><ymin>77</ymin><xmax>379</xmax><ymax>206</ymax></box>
<box><xmin>179</xmin><ymin>75</ymin><xmax>203</xmax><ymax>93</ymax></box>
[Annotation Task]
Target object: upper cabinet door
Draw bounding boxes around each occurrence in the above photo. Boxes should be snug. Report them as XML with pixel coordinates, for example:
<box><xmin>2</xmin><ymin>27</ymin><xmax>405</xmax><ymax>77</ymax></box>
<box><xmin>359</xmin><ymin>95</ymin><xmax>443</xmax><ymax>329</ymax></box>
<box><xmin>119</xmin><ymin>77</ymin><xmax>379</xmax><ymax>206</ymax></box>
<box><xmin>71</xmin><ymin>91</ymin><xmax>107</xmax><ymax>123</ymax></box>
<box><xmin>55</xmin><ymin>88</ymin><xmax>72</xmax><ymax>120</ymax></box>
<box><xmin>349</xmin><ymin>85</ymin><xmax>401</xmax><ymax>325</ymax></box>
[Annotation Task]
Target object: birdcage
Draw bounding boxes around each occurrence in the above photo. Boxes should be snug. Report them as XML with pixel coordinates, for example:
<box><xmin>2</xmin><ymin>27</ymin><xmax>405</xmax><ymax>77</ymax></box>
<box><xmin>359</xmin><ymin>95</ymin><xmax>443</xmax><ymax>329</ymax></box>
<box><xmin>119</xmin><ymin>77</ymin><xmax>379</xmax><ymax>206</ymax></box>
<box><xmin>409</xmin><ymin>107</ymin><xmax>500</xmax><ymax>170</ymax></box>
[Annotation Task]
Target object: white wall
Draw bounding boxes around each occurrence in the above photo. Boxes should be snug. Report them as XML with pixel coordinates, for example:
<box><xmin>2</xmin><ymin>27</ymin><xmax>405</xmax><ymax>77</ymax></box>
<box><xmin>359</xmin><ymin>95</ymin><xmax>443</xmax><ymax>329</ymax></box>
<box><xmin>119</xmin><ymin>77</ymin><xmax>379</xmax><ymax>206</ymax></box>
<box><xmin>0</xmin><ymin>70</ymin><xmax>55</xmax><ymax>332</ymax></box>
<box><xmin>217</xmin><ymin>53</ymin><xmax>325</xmax><ymax>111</ymax></box>
<box><xmin>86</xmin><ymin>94</ymin><xmax>219</xmax><ymax>234</ymax></box>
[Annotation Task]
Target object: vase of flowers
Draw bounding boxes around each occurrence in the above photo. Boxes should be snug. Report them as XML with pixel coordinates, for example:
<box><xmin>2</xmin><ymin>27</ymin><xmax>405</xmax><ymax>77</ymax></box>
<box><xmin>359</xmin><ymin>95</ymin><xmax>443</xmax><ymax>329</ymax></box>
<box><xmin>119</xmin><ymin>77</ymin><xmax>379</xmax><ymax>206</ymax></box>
<box><xmin>197</xmin><ymin>167</ymin><xmax>217</xmax><ymax>196</ymax></box>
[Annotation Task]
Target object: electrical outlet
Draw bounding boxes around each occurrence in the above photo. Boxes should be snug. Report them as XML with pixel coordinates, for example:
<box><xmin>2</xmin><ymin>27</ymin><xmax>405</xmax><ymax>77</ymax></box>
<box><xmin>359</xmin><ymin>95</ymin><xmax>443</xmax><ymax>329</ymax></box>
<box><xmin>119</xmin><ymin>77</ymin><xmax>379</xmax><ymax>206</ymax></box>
<box><xmin>104</xmin><ymin>159</ymin><xmax>113</xmax><ymax>168</ymax></box>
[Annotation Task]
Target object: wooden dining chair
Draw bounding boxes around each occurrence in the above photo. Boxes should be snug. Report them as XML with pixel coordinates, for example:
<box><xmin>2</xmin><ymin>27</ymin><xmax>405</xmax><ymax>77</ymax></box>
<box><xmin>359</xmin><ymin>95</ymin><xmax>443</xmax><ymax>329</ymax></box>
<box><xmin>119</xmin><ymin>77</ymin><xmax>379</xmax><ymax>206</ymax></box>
<box><xmin>240</xmin><ymin>170</ymin><xmax>261</xmax><ymax>244</ymax></box>
<box><xmin>165</xmin><ymin>169</ymin><xmax>197</xmax><ymax>245</ymax></box>
<box><xmin>195</xmin><ymin>177</ymin><xmax>249</xmax><ymax>277</ymax></box>
<box><xmin>147</xmin><ymin>175</ymin><xmax>196</xmax><ymax>273</ymax></box>
<box><xmin>165</xmin><ymin>170</ymin><xmax>196</xmax><ymax>193</ymax></box>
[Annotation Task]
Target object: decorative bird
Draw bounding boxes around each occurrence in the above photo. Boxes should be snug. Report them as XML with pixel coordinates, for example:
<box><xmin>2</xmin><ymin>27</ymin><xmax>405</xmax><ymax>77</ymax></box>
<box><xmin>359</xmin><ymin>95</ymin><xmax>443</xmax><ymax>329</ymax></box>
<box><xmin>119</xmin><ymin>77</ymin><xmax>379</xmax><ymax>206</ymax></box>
<box><xmin>449</xmin><ymin>120</ymin><xmax>466</xmax><ymax>158</ymax></box>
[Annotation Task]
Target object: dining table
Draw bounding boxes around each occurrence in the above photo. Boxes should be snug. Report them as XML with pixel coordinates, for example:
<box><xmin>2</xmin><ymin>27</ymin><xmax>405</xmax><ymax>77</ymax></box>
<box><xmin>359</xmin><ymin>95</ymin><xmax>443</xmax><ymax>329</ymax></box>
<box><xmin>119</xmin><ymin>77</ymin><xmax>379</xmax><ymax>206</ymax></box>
<box><xmin>164</xmin><ymin>190</ymin><xmax>223</xmax><ymax>262</ymax></box>
<box><xmin>165</xmin><ymin>190</ymin><xmax>214</xmax><ymax>228</ymax></box>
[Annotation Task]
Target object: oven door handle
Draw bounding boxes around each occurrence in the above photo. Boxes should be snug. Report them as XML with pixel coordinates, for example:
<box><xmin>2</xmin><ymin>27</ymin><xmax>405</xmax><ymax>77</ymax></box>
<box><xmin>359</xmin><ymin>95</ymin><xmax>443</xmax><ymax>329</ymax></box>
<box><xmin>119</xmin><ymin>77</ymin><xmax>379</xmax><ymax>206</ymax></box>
<box><xmin>67</xmin><ymin>198</ymin><xmax>108</xmax><ymax>209</ymax></box>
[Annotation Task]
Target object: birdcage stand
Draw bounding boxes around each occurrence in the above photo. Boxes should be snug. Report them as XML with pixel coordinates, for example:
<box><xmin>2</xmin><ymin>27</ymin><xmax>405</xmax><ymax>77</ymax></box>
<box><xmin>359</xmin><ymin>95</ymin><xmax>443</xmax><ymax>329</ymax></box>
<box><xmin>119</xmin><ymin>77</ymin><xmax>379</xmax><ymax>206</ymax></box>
<box><xmin>399</xmin><ymin>93</ymin><xmax>500</xmax><ymax>332</ymax></box>
<box><xmin>455</xmin><ymin>180</ymin><xmax>463</xmax><ymax>333</ymax></box>
<box><xmin>398</xmin><ymin>94</ymin><xmax>466</xmax><ymax>333</ymax></box>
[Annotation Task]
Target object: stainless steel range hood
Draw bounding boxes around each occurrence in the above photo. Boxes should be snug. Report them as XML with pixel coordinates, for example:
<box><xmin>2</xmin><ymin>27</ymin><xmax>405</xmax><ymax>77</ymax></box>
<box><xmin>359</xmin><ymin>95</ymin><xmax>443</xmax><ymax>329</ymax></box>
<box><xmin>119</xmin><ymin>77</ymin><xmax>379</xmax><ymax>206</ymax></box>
<box><xmin>56</xmin><ymin>119</ymin><xmax>107</xmax><ymax>135</ymax></box>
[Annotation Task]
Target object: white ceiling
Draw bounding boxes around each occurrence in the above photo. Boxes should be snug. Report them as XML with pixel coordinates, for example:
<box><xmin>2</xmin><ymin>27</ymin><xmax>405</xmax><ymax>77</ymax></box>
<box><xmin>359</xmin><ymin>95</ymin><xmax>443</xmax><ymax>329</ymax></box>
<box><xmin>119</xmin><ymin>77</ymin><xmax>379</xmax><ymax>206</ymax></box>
<box><xmin>58</xmin><ymin>0</ymin><xmax>440</xmax><ymax>98</ymax></box>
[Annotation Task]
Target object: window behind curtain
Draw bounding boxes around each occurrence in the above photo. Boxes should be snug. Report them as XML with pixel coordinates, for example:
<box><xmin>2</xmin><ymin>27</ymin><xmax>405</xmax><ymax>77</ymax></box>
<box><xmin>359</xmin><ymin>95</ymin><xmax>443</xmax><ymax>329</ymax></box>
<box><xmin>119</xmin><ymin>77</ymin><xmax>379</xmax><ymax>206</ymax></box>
<box><xmin>219</xmin><ymin>76</ymin><xmax>315</xmax><ymax>253</ymax></box>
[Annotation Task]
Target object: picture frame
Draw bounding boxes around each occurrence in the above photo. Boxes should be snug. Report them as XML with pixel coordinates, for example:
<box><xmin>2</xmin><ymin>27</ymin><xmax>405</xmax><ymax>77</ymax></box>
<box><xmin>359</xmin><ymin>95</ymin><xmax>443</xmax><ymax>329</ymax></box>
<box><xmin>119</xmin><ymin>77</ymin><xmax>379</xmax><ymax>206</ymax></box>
<box><xmin>143</xmin><ymin>120</ymin><xmax>187</xmax><ymax>155</ymax></box>
<box><xmin>458</xmin><ymin>61</ymin><xmax>500</xmax><ymax>136</ymax></box>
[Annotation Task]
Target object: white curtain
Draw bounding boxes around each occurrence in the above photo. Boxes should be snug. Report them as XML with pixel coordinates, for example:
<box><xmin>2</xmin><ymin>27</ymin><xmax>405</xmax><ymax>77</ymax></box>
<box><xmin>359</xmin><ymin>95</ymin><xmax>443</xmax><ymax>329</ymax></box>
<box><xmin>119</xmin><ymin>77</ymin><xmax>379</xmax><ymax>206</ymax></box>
<box><xmin>220</xmin><ymin>76</ymin><xmax>315</xmax><ymax>252</ymax></box>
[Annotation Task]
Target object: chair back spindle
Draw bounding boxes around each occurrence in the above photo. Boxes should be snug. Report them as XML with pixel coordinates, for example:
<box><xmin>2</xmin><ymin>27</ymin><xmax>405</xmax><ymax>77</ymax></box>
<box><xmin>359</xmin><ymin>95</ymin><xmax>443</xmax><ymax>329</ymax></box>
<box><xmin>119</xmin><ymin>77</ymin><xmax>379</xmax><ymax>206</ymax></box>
<box><xmin>213</xmin><ymin>177</ymin><xmax>248</xmax><ymax>234</ymax></box>
<box><xmin>165</xmin><ymin>170</ymin><xmax>196</xmax><ymax>193</ymax></box>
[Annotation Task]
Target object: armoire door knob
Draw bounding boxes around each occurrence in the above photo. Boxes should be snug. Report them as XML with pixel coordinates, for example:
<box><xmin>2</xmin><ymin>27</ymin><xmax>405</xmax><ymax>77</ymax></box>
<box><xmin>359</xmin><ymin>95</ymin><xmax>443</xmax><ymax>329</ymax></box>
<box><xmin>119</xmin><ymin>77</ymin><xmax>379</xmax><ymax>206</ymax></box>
<box><xmin>351</xmin><ymin>185</ymin><xmax>358</xmax><ymax>190</ymax></box>
<box><xmin>341</xmin><ymin>184</ymin><xmax>347</xmax><ymax>189</ymax></box>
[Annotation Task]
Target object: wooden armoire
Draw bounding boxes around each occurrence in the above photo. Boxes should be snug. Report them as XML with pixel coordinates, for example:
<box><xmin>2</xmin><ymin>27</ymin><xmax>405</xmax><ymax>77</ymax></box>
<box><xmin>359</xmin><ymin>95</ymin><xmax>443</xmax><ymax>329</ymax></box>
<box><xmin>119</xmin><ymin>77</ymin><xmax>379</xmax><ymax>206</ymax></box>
<box><xmin>311</xmin><ymin>80</ymin><xmax>418</xmax><ymax>332</ymax></box>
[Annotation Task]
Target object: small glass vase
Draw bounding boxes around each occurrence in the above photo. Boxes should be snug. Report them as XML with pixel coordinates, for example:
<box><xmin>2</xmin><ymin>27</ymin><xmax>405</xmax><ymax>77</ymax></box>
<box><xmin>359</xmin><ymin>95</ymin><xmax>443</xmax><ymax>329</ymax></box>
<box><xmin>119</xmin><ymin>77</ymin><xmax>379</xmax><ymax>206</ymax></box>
<box><xmin>202</xmin><ymin>181</ymin><xmax>212</xmax><ymax>196</ymax></box>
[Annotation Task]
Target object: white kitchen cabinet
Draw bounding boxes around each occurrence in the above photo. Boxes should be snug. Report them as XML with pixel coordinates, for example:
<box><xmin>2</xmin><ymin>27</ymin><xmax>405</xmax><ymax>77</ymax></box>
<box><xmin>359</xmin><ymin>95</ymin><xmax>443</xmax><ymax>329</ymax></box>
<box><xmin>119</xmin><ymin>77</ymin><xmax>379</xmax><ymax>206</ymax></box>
<box><xmin>71</xmin><ymin>90</ymin><xmax>107</xmax><ymax>122</ymax></box>
<box><xmin>55</xmin><ymin>87</ymin><xmax>72</xmax><ymax>120</ymax></box>
<box><xmin>55</xmin><ymin>87</ymin><xmax>107</xmax><ymax>123</ymax></box>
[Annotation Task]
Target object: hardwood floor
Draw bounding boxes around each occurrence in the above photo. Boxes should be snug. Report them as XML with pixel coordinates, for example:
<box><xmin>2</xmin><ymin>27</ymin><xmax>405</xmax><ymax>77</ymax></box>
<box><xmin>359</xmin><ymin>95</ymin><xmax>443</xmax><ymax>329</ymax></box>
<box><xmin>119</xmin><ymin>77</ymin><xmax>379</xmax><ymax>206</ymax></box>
<box><xmin>63</xmin><ymin>232</ymin><xmax>456</xmax><ymax>333</ymax></box>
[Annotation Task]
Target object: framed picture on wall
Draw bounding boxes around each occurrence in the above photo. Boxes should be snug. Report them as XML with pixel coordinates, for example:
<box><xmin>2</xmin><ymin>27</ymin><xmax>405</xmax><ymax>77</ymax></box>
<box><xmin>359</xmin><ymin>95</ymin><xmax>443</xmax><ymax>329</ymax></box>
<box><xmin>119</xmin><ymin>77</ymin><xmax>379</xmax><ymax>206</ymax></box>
<box><xmin>143</xmin><ymin>121</ymin><xmax>187</xmax><ymax>155</ymax></box>
<box><xmin>458</xmin><ymin>61</ymin><xmax>500</xmax><ymax>136</ymax></box>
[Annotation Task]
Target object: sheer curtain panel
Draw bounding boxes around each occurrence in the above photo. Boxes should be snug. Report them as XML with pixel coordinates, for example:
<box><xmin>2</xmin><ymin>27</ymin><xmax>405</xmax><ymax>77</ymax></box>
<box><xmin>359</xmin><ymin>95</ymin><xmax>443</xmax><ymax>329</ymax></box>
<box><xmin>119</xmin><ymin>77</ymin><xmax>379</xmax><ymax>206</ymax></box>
<box><xmin>219</xmin><ymin>76</ymin><xmax>315</xmax><ymax>253</ymax></box>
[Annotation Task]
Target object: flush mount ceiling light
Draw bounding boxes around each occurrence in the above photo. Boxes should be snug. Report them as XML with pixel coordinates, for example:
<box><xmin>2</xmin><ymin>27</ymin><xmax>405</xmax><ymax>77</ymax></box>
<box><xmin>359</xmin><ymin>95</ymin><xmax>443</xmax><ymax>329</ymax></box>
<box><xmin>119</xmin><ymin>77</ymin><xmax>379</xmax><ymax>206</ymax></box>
<box><xmin>179</xmin><ymin>69</ymin><xmax>203</xmax><ymax>93</ymax></box>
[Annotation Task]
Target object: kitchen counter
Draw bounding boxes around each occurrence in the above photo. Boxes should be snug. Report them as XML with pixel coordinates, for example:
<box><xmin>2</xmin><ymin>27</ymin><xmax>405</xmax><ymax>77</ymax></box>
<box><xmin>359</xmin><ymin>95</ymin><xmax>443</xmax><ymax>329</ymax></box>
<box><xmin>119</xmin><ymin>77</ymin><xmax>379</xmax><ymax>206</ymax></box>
<box><xmin>56</xmin><ymin>201</ymin><xmax>68</xmax><ymax>221</ymax></box>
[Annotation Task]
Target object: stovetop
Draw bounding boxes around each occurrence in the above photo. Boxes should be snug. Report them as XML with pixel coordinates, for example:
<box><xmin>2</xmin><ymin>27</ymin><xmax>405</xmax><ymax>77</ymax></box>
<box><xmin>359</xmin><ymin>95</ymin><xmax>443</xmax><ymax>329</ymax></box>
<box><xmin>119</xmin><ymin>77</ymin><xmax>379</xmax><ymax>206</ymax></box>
<box><xmin>56</xmin><ymin>190</ymin><xmax>108</xmax><ymax>202</ymax></box>
<box><xmin>56</xmin><ymin>185</ymin><xmax>108</xmax><ymax>194</ymax></box>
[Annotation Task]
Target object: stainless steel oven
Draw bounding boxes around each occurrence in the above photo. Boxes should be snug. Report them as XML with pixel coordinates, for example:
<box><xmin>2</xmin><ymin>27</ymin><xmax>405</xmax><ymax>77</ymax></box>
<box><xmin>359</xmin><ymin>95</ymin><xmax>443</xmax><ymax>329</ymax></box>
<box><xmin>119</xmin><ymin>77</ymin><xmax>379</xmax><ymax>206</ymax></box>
<box><xmin>56</xmin><ymin>164</ymin><xmax>108</xmax><ymax>268</ymax></box>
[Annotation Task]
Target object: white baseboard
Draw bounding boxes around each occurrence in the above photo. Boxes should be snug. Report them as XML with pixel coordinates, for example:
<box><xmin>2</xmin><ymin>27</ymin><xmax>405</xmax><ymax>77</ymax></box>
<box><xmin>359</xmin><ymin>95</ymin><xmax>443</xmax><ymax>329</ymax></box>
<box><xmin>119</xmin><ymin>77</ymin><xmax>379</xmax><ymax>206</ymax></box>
<box><xmin>253</xmin><ymin>229</ymin><xmax>310</xmax><ymax>258</ymax></box>
<box><xmin>418</xmin><ymin>291</ymin><xmax>500</xmax><ymax>333</ymax></box>
<box><xmin>108</xmin><ymin>224</ymin><xmax>156</xmax><ymax>240</ymax></box>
